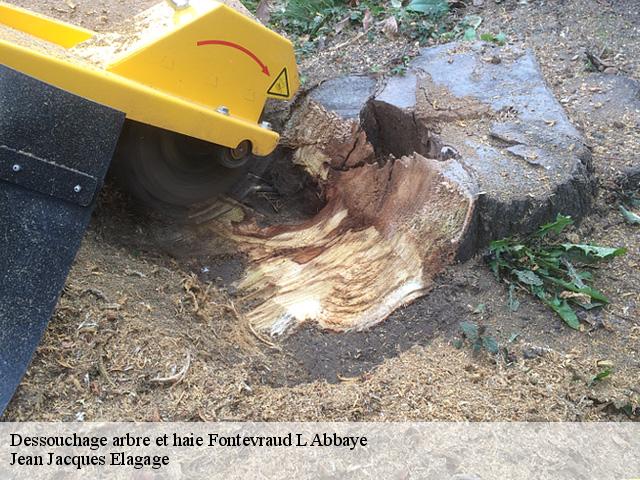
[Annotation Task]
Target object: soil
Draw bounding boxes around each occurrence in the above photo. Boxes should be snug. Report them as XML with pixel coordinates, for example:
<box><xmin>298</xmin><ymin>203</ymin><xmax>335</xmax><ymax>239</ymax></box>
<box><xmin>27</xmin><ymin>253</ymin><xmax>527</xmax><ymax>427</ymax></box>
<box><xmin>2</xmin><ymin>0</ymin><xmax>639</xmax><ymax>421</ymax></box>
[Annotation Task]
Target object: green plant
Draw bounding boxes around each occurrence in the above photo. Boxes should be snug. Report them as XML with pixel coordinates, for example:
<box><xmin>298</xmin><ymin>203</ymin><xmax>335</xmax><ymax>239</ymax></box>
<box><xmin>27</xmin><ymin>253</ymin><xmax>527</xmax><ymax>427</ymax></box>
<box><xmin>620</xmin><ymin>205</ymin><xmax>640</xmax><ymax>224</ymax></box>
<box><xmin>437</xmin><ymin>13</ymin><xmax>482</xmax><ymax>42</ymax></box>
<box><xmin>273</xmin><ymin>0</ymin><xmax>347</xmax><ymax>38</ymax></box>
<box><xmin>588</xmin><ymin>368</ymin><xmax>613</xmax><ymax>387</ymax></box>
<box><xmin>487</xmin><ymin>214</ymin><xmax>626</xmax><ymax>330</ymax></box>
<box><xmin>405</xmin><ymin>0</ymin><xmax>448</xmax><ymax>16</ymax></box>
<box><xmin>480</xmin><ymin>32</ymin><xmax>507</xmax><ymax>45</ymax></box>
<box><xmin>390</xmin><ymin>55</ymin><xmax>411</xmax><ymax>76</ymax></box>
<box><xmin>455</xmin><ymin>321</ymin><xmax>500</xmax><ymax>355</ymax></box>
<box><xmin>618</xmin><ymin>188</ymin><xmax>640</xmax><ymax>224</ymax></box>
<box><xmin>620</xmin><ymin>403</ymin><xmax>640</xmax><ymax>418</ymax></box>
<box><xmin>462</xmin><ymin>14</ymin><xmax>482</xmax><ymax>41</ymax></box>
<box><xmin>239</xmin><ymin>0</ymin><xmax>259</xmax><ymax>12</ymax></box>
<box><xmin>270</xmin><ymin>0</ymin><xmax>451</xmax><ymax>52</ymax></box>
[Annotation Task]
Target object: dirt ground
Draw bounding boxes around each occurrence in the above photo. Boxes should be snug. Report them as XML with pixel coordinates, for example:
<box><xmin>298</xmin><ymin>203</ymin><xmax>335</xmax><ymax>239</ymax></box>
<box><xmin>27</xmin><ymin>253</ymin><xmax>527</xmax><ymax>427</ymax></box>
<box><xmin>3</xmin><ymin>0</ymin><xmax>639</xmax><ymax>421</ymax></box>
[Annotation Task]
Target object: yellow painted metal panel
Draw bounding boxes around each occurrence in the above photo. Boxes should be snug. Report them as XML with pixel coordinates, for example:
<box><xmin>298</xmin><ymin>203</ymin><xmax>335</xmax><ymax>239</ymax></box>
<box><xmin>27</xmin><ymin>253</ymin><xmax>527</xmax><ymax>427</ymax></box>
<box><xmin>0</xmin><ymin>40</ymin><xmax>280</xmax><ymax>155</ymax></box>
<box><xmin>108</xmin><ymin>2</ymin><xmax>299</xmax><ymax>123</ymax></box>
<box><xmin>0</xmin><ymin>0</ymin><xmax>299</xmax><ymax>156</ymax></box>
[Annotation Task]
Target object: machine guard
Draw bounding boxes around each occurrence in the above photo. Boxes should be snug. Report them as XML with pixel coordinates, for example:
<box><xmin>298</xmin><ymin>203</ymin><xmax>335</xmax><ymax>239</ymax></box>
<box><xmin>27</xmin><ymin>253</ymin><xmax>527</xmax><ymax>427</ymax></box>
<box><xmin>0</xmin><ymin>65</ymin><xmax>124</xmax><ymax>414</ymax></box>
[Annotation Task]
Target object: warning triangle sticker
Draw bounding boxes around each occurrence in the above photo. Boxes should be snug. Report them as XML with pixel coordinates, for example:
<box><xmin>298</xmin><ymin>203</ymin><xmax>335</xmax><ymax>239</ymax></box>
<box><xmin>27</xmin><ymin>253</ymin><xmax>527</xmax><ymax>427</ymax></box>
<box><xmin>267</xmin><ymin>68</ymin><xmax>290</xmax><ymax>98</ymax></box>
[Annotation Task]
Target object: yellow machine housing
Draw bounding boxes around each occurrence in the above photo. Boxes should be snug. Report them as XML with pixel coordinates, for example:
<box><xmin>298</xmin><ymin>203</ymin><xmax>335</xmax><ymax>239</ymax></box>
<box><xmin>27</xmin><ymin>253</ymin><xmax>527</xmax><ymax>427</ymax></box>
<box><xmin>0</xmin><ymin>0</ymin><xmax>300</xmax><ymax>156</ymax></box>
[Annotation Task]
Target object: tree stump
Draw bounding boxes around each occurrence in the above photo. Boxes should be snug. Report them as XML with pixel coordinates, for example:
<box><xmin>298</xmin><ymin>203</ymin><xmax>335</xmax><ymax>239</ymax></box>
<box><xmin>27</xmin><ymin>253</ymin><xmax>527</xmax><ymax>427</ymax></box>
<box><xmin>161</xmin><ymin>42</ymin><xmax>594</xmax><ymax>335</ymax></box>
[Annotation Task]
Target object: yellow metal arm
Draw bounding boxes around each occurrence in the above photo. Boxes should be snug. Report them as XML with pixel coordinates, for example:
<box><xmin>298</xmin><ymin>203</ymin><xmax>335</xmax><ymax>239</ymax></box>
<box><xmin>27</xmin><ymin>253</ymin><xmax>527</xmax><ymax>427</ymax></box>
<box><xmin>0</xmin><ymin>0</ymin><xmax>300</xmax><ymax>156</ymax></box>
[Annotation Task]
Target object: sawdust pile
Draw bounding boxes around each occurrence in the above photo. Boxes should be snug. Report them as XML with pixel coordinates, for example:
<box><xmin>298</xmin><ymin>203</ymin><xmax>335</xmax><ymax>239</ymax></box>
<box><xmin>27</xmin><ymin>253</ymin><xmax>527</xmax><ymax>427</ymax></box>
<box><xmin>73</xmin><ymin>0</ymin><xmax>255</xmax><ymax>67</ymax></box>
<box><xmin>1</xmin><ymin>0</ymin><xmax>255</xmax><ymax>69</ymax></box>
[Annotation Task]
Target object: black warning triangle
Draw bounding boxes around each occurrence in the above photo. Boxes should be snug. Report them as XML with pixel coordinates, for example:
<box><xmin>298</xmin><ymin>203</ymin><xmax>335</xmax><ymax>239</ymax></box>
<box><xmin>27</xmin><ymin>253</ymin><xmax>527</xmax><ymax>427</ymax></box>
<box><xmin>267</xmin><ymin>68</ymin><xmax>290</xmax><ymax>98</ymax></box>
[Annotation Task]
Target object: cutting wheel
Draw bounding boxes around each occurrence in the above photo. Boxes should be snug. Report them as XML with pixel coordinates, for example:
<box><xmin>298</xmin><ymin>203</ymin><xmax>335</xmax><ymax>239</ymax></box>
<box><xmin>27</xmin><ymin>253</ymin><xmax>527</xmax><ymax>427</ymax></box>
<box><xmin>113</xmin><ymin>121</ymin><xmax>252</xmax><ymax>212</ymax></box>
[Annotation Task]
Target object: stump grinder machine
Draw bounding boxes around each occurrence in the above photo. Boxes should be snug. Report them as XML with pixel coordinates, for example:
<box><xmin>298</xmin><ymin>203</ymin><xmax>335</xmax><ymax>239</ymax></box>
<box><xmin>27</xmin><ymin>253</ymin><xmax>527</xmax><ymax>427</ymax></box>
<box><xmin>0</xmin><ymin>0</ymin><xmax>299</xmax><ymax>413</ymax></box>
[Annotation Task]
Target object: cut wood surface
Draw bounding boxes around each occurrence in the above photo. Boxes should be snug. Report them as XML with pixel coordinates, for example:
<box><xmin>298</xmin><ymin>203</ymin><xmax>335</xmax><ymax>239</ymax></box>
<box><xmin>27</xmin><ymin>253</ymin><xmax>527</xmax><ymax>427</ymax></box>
<box><xmin>185</xmin><ymin>91</ymin><xmax>478</xmax><ymax>333</ymax></box>
<box><xmin>232</xmin><ymin>153</ymin><xmax>475</xmax><ymax>333</ymax></box>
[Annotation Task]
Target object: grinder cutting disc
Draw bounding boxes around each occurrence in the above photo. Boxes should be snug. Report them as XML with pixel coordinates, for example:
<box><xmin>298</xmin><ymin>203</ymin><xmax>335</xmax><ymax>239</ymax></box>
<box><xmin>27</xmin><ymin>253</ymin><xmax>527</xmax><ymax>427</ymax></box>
<box><xmin>113</xmin><ymin>121</ymin><xmax>253</xmax><ymax>213</ymax></box>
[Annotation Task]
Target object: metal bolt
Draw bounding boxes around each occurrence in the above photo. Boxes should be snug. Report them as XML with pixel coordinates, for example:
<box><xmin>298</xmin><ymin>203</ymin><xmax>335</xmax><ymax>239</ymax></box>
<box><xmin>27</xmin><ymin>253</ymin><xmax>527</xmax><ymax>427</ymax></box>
<box><xmin>216</xmin><ymin>106</ymin><xmax>230</xmax><ymax>116</ymax></box>
<box><xmin>260</xmin><ymin>121</ymin><xmax>273</xmax><ymax>130</ymax></box>
<box><xmin>166</xmin><ymin>0</ymin><xmax>190</xmax><ymax>10</ymax></box>
<box><xmin>73</xmin><ymin>185</ymin><xmax>82</xmax><ymax>193</ymax></box>
<box><xmin>12</xmin><ymin>164</ymin><xmax>21</xmax><ymax>172</ymax></box>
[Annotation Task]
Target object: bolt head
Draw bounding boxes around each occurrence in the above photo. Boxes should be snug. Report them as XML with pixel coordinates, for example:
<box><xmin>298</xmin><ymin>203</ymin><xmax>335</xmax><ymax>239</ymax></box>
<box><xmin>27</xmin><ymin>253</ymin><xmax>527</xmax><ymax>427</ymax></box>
<box><xmin>167</xmin><ymin>0</ymin><xmax>190</xmax><ymax>9</ymax></box>
<box><xmin>12</xmin><ymin>164</ymin><xmax>21</xmax><ymax>172</ymax></box>
<box><xmin>73</xmin><ymin>185</ymin><xmax>82</xmax><ymax>193</ymax></box>
<box><xmin>216</xmin><ymin>106</ymin><xmax>230</xmax><ymax>116</ymax></box>
<box><xmin>260</xmin><ymin>121</ymin><xmax>273</xmax><ymax>130</ymax></box>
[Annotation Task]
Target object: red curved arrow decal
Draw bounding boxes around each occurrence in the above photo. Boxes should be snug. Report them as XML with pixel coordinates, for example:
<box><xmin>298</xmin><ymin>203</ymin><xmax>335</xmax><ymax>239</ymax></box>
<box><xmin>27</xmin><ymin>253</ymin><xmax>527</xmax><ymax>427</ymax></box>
<box><xmin>197</xmin><ymin>40</ymin><xmax>270</xmax><ymax>76</ymax></box>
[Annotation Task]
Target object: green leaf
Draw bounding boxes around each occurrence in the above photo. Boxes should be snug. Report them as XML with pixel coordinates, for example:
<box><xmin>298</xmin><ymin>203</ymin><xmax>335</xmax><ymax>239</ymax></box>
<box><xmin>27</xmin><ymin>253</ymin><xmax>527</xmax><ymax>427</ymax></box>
<box><xmin>578</xmin><ymin>271</ymin><xmax>593</xmax><ymax>281</ymax></box>
<box><xmin>577</xmin><ymin>301</ymin><xmax>605</xmax><ymax>310</ymax></box>
<box><xmin>531</xmin><ymin>284</ymin><xmax>547</xmax><ymax>300</ymax></box>
<box><xmin>620</xmin><ymin>205</ymin><xmax>640</xmax><ymax>225</ymax></box>
<box><xmin>514</xmin><ymin>269</ymin><xmax>543</xmax><ymax>286</ymax></box>
<box><xmin>547</xmin><ymin>297</ymin><xmax>580</xmax><ymax>329</ymax></box>
<box><xmin>589</xmin><ymin>368</ymin><xmax>612</xmax><ymax>386</ymax></box>
<box><xmin>479</xmin><ymin>32</ymin><xmax>506</xmax><ymax>45</ymax></box>
<box><xmin>541</xmin><ymin>275</ymin><xmax>610</xmax><ymax>304</ymax></box>
<box><xmin>561</xmin><ymin>244</ymin><xmax>627</xmax><ymax>261</ymax></box>
<box><xmin>460</xmin><ymin>321</ymin><xmax>479</xmax><ymax>341</ymax></box>
<box><xmin>562</xmin><ymin>258</ymin><xmax>585</xmax><ymax>288</ymax></box>
<box><xmin>463</xmin><ymin>27</ymin><xmax>477</xmax><ymax>41</ymax></box>
<box><xmin>405</xmin><ymin>0</ymin><xmax>449</xmax><ymax>16</ymax></box>
<box><xmin>576</xmin><ymin>286</ymin><xmax>609</xmax><ymax>304</ymax></box>
<box><xmin>488</xmin><ymin>259</ymin><xmax>499</xmax><ymax>277</ymax></box>
<box><xmin>621</xmin><ymin>404</ymin><xmax>637</xmax><ymax>417</ymax></box>
<box><xmin>536</xmin><ymin>214</ymin><xmax>573</xmax><ymax>237</ymax></box>
<box><xmin>577</xmin><ymin>286</ymin><xmax>609</xmax><ymax>304</ymax></box>
<box><xmin>489</xmin><ymin>239</ymin><xmax>511</xmax><ymax>253</ymax></box>
<box><xmin>482</xmin><ymin>336</ymin><xmax>500</xmax><ymax>354</ymax></box>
